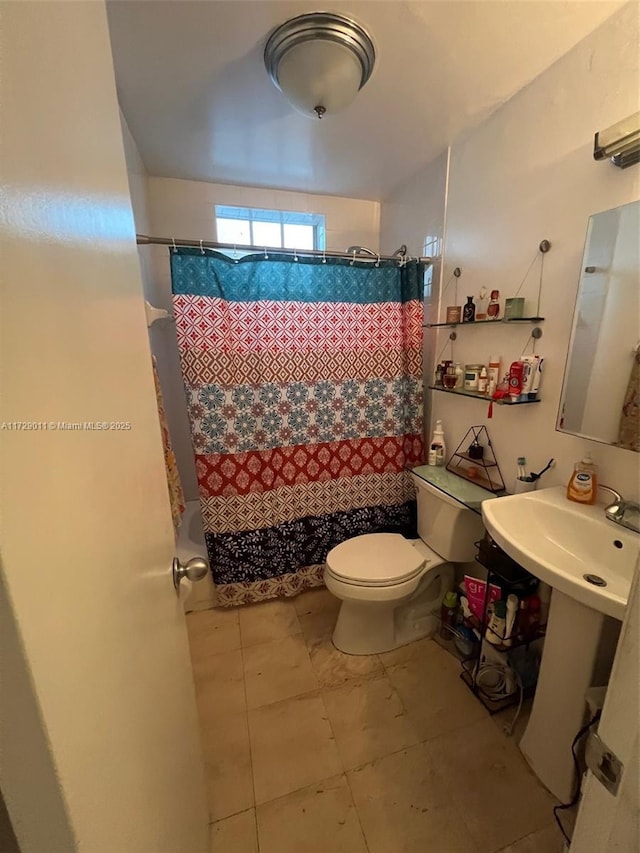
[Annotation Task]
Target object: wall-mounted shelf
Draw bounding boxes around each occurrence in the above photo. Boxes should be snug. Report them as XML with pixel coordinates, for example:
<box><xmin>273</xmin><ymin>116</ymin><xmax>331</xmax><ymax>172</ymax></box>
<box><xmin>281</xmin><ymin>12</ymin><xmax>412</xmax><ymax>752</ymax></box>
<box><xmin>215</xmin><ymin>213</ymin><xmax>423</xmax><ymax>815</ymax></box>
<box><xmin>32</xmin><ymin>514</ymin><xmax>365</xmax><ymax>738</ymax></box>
<box><xmin>428</xmin><ymin>386</ymin><xmax>541</xmax><ymax>405</ymax></box>
<box><xmin>424</xmin><ymin>317</ymin><xmax>545</xmax><ymax>329</ymax></box>
<box><xmin>446</xmin><ymin>425</ymin><xmax>505</xmax><ymax>493</ymax></box>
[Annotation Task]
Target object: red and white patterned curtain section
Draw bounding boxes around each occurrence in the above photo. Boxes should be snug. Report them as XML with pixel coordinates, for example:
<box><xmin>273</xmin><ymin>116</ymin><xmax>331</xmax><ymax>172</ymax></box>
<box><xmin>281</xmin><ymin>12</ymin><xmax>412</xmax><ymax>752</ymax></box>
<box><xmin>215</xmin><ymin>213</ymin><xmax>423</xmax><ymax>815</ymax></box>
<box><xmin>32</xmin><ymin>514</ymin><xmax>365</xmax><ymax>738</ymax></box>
<box><xmin>171</xmin><ymin>250</ymin><xmax>425</xmax><ymax>606</ymax></box>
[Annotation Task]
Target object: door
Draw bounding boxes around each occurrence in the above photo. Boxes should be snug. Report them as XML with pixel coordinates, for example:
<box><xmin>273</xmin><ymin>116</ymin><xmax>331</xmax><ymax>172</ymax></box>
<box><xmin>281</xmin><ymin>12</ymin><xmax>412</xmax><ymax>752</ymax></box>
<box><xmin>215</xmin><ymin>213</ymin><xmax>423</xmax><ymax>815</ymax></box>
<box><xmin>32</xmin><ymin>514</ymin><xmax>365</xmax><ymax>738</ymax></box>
<box><xmin>570</xmin><ymin>559</ymin><xmax>639</xmax><ymax>851</ymax></box>
<box><xmin>0</xmin><ymin>3</ymin><xmax>208</xmax><ymax>851</ymax></box>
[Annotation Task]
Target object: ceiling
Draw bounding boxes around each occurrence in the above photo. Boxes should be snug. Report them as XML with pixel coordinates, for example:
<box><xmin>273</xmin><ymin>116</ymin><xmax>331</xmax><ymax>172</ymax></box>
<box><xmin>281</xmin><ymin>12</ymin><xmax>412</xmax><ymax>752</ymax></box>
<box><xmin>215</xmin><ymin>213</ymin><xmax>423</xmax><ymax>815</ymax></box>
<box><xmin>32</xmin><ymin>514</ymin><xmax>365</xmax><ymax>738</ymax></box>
<box><xmin>107</xmin><ymin>1</ymin><xmax>624</xmax><ymax>201</ymax></box>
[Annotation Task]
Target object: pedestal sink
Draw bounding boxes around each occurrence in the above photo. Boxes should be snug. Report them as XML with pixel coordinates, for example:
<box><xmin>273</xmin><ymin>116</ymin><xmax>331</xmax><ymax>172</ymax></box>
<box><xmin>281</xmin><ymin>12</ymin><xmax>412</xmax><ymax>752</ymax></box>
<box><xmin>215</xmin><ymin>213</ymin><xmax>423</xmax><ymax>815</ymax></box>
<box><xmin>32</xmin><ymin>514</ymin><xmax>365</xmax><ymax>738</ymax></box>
<box><xmin>482</xmin><ymin>486</ymin><xmax>639</xmax><ymax>802</ymax></box>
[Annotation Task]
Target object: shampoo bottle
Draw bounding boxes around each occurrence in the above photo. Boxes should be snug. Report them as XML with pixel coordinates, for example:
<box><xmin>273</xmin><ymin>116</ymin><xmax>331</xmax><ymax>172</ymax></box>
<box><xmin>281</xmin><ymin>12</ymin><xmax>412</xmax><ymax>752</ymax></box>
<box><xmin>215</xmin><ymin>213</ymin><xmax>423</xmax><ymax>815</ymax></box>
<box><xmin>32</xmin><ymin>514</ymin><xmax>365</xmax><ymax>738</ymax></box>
<box><xmin>428</xmin><ymin>419</ymin><xmax>446</xmax><ymax>466</ymax></box>
<box><xmin>567</xmin><ymin>452</ymin><xmax>598</xmax><ymax>504</ymax></box>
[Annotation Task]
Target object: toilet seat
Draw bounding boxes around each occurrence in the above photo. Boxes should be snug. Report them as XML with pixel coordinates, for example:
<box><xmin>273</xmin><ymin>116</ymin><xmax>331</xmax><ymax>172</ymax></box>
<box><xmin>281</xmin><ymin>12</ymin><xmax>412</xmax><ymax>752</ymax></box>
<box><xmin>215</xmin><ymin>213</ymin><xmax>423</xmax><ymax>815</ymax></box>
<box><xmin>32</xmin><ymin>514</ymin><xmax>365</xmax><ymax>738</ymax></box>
<box><xmin>326</xmin><ymin>533</ymin><xmax>427</xmax><ymax>588</ymax></box>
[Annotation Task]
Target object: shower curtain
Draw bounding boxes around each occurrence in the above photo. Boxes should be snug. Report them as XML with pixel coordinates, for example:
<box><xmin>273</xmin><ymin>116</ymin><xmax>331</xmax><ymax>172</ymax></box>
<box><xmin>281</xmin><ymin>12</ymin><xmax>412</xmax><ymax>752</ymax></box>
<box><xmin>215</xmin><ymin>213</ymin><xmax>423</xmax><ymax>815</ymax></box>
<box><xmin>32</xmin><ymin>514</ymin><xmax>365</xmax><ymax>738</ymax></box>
<box><xmin>171</xmin><ymin>249</ymin><xmax>425</xmax><ymax>606</ymax></box>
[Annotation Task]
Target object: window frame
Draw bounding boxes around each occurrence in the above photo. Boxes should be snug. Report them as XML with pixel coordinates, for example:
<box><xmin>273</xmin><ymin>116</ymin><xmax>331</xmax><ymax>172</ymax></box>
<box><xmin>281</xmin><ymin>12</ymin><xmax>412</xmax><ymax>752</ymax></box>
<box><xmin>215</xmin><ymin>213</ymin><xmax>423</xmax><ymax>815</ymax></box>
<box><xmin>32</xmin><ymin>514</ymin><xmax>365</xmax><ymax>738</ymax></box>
<box><xmin>214</xmin><ymin>205</ymin><xmax>326</xmax><ymax>251</ymax></box>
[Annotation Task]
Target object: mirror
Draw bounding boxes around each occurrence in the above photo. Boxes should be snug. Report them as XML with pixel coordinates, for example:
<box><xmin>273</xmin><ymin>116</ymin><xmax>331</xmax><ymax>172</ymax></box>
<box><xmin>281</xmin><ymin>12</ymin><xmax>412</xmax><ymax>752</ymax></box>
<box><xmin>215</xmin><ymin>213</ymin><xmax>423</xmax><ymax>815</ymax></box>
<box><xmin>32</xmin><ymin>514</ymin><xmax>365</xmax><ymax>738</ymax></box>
<box><xmin>558</xmin><ymin>200</ymin><xmax>639</xmax><ymax>451</ymax></box>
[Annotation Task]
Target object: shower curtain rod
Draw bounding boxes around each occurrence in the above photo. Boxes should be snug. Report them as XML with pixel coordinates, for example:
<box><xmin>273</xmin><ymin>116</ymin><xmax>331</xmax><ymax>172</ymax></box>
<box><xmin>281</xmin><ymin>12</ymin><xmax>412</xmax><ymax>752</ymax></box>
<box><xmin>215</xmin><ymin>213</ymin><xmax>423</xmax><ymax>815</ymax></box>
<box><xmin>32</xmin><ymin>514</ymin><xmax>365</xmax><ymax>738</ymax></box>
<box><xmin>135</xmin><ymin>234</ymin><xmax>432</xmax><ymax>264</ymax></box>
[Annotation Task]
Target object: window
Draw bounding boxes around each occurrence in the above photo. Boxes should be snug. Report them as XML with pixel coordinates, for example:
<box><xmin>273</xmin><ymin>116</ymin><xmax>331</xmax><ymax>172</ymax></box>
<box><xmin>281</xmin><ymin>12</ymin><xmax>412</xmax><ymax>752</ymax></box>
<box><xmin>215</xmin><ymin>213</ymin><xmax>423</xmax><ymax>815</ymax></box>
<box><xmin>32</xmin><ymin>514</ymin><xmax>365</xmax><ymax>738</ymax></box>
<box><xmin>215</xmin><ymin>205</ymin><xmax>326</xmax><ymax>251</ymax></box>
<box><xmin>422</xmin><ymin>235</ymin><xmax>441</xmax><ymax>299</ymax></box>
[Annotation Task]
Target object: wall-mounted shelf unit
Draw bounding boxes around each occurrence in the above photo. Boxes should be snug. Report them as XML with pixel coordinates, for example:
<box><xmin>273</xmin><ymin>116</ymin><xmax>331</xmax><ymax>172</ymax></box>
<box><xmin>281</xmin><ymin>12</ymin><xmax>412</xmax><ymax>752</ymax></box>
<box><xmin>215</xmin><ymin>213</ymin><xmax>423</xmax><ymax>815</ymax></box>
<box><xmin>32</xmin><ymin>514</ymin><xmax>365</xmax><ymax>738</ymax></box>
<box><xmin>446</xmin><ymin>425</ymin><xmax>505</xmax><ymax>493</ymax></box>
<box><xmin>424</xmin><ymin>317</ymin><xmax>544</xmax><ymax>329</ymax></box>
<box><xmin>428</xmin><ymin>386</ymin><xmax>541</xmax><ymax>405</ymax></box>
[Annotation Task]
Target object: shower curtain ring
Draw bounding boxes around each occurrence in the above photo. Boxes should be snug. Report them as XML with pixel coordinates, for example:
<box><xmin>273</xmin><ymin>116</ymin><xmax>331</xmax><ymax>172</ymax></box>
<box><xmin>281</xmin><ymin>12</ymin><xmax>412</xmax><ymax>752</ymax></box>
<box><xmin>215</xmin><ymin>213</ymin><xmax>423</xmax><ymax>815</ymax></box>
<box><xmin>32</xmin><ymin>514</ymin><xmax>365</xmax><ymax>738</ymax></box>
<box><xmin>171</xmin><ymin>238</ymin><xmax>177</xmax><ymax>253</ymax></box>
<box><xmin>350</xmin><ymin>249</ymin><xmax>356</xmax><ymax>266</ymax></box>
<box><xmin>322</xmin><ymin>249</ymin><xmax>327</xmax><ymax>264</ymax></box>
<box><xmin>293</xmin><ymin>248</ymin><xmax>299</xmax><ymax>262</ymax></box>
<box><xmin>199</xmin><ymin>239</ymin><xmax>204</xmax><ymax>254</ymax></box>
<box><xmin>264</xmin><ymin>247</ymin><xmax>269</xmax><ymax>260</ymax></box>
<box><xmin>233</xmin><ymin>244</ymin><xmax>239</xmax><ymax>263</ymax></box>
<box><xmin>375</xmin><ymin>253</ymin><xmax>380</xmax><ymax>267</ymax></box>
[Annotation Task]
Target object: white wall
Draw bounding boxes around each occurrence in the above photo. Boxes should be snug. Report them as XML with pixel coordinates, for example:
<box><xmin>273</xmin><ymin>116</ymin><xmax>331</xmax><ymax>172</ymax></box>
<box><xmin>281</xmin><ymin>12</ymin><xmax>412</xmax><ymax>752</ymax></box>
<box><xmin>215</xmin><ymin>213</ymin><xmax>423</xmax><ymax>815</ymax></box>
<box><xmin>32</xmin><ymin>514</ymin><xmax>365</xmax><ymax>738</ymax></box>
<box><xmin>380</xmin><ymin>150</ymin><xmax>450</xmax><ymax>441</ymax></box>
<box><xmin>418</xmin><ymin>3</ymin><xmax>639</xmax><ymax>499</ymax></box>
<box><xmin>119</xmin><ymin>117</ymin><xmax>200</xmax><ymax>502</ymax></box>
<box><xmin>126</xmin><ymin>173</ymin><xmax>381</xmax><ymax>501</ymax></box>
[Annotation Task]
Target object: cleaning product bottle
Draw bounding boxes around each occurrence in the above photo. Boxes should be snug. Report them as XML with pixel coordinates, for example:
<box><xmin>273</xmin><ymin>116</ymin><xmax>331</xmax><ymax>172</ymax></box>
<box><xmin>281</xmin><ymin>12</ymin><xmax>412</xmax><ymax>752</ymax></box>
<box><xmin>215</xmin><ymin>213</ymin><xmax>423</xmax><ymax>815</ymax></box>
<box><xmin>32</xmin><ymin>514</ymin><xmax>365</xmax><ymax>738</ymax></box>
<box><xmin>430</xmin><ymin>419</ymin><xmax>446</xmax><ymax>466</ymax></box>
<box><xmin>567</xmin><ymin>452</ymin><xmax>598</xmax><ymax>504</ymax></box>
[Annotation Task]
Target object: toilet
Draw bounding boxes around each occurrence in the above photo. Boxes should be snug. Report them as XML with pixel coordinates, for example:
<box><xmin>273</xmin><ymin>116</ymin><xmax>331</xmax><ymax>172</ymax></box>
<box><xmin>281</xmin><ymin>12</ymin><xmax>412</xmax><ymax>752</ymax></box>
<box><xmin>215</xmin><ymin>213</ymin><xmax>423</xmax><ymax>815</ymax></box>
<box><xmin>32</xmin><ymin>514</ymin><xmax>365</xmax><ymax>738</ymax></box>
<box><xmin>324</xmin><ymin>472</ymin><xmax>485</xmax><ymax>655</ymax></box>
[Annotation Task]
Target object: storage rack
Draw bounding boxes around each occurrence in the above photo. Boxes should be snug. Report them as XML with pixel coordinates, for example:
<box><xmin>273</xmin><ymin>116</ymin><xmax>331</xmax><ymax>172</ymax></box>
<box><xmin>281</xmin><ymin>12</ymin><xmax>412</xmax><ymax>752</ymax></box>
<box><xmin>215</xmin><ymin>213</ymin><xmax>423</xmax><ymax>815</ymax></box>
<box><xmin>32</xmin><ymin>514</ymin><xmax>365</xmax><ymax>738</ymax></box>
<box><xmin>460</xmin><ymin>538</ymin><xmax>546</xmax><ymax>715</ymax></box>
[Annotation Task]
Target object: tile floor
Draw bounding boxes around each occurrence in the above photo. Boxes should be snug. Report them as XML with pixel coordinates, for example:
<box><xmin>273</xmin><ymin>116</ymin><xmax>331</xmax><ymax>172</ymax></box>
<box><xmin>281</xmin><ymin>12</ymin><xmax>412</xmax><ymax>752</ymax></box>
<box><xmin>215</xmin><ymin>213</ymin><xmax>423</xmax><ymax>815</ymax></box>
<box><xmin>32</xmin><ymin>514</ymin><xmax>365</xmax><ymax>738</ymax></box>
<box><xmin>186</xmin><ymin>588</ymin><xmax>565</xmax><ymax>853</ymax></box>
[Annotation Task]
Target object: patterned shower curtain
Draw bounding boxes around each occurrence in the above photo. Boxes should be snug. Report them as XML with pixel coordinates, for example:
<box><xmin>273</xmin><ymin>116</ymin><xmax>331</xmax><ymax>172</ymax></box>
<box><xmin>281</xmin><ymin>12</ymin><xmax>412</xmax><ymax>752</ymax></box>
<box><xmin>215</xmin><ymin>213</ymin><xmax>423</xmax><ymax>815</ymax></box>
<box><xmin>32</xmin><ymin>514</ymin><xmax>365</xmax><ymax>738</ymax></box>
<box><xmin>171</xmin><ymin>249</ymin><xmax>425</xmax><ymax>606</ymax></box>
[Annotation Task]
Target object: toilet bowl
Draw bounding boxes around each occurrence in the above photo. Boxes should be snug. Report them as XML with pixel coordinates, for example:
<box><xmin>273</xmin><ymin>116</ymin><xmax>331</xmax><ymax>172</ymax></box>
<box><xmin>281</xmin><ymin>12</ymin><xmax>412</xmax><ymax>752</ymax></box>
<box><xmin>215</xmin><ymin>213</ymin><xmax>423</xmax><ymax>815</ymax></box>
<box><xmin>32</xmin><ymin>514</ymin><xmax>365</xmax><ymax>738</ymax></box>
<box><xmin>324</xmin><ymin>472</ymin><xmax>485</xmax><ymax>655</ymax></box>
<box><xmin>325</xmin><ymin>534</ymin><xmax>454</xmax><ymax>654</ymax></box>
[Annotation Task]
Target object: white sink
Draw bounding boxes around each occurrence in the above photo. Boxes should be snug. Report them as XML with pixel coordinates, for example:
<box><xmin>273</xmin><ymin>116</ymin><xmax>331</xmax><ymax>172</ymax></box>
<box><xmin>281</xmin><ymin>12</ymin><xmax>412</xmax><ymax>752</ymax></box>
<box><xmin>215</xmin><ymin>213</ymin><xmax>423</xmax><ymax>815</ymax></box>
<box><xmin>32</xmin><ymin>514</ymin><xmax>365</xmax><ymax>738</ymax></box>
<box><xmin>481</xmin><ymin>485</ymin><xmax>639</xmax><ymax>803</ymax></box>
<box><xmin>482</xmin><ymin>485</ymin><xmax>638</xmax><ymax>619</ymax></box>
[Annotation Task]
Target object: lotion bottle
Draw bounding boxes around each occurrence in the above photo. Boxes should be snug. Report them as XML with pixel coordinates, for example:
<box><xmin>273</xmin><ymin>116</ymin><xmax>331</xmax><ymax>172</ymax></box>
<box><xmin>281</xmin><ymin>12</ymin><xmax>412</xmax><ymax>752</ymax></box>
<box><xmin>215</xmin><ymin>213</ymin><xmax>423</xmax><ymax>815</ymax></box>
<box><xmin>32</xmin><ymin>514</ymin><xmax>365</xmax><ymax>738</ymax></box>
<box><xmin>428</xmin><ymin>420</ymin><xmax>446</xmax><ymax>467</ymax></box>
<box><xmin>567</xmin><ymin>452</ymin><xmax>598</xmax><ymax>504</ymax></box>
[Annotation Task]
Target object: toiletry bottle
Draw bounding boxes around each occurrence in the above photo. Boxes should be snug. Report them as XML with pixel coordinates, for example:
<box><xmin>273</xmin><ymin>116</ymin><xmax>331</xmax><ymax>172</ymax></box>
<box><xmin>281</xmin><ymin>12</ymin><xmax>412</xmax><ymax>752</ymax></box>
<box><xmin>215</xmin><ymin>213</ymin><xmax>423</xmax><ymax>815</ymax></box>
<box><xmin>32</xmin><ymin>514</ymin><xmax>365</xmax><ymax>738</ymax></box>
<box><xmin>537</xmin><ymin>582</ymin><xmax>551</xmax><ymax>626</ymax></box>
<box><xmin>527</xmin><ymin>355</ymin><xmax>543</xmax><ymax>400</ymax></box>
<box><xmin>454</xmin><ymin>362</ymin><xmax>464</xmax><ymax>389</ymax></box>
<box><xmin>516</xmin><ymin>598</ymin><xmax>528</xmax><ymax>642</ymax></box>
<box><xmin>430</xmin><ymin>419</ymin><xmax>446</xmax><ymax>466</ymax></box>
<box><xmin>487</xmin><ymin>290</ymin><xmax>500</xmax><ymax>319</ymax></box>
<box><xmin>478</xmin><ymin>366</ymin><xmax>488</xmax><ymax>394</ymax></box>
<box><xmin>435</xmin><ymin>363</ymin><xmax>444</xmax><ymax>388</ymax></box>
<box><xmin>462</xmin><ymin>296</ymin><xmax>476</xmax><ymax>323</ymax></box>
<box><xmin>504</xmin><ymin>594</ymin><xmax>518</xmax><ymax>647</ymax></box>
<box><xmin>567</xmin><ymin>452</ymin><xmax>598</xmax><ymax>504</ymax></box>
<box><xmin>486</xmin><ymin>599</ymin><xmax>507</xmax><ymax>645</ymax></box>
<box><xmin>487</xmin><ymin>355</ymin><xmax>501</xmax><ymax>396</ymax></box>
<box><xmin>439</xmin><ymin>591</ymin><xmax>458</xmax><ymax>639</ymax></box>
<box><xmin>476</xmin><ymin>287</ymin><xmax>488</xmax><ymax>321</ymax></box>
<box><xmin>526</xmin><ymin>595</ymin><xmax>541</xmax><ymax>641</ymax></box>
<box><xmin>467</xmin><ymin>438</ymin><xmax>484</xmax><ymax>460</ymax></box>
<box><xmin>508</xmin><ymin>361</ymin><xmax>525</xmax><ymax>398</ymax></box>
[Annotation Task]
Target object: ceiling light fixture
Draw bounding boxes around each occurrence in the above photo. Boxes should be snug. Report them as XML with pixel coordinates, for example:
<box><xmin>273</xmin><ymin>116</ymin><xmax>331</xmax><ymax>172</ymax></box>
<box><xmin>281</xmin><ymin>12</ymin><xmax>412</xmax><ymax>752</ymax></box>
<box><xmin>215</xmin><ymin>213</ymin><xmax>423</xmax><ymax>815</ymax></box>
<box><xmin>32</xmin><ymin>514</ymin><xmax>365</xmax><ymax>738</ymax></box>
<box><xmin>264</xmin><ymin>12</ymin><xmax>375</xmax><ymax>119</ymax></box>
<box><xmin>594</xmin><ymin>111</ymin><xmax>640</xmax><ymax>169</ymax></box>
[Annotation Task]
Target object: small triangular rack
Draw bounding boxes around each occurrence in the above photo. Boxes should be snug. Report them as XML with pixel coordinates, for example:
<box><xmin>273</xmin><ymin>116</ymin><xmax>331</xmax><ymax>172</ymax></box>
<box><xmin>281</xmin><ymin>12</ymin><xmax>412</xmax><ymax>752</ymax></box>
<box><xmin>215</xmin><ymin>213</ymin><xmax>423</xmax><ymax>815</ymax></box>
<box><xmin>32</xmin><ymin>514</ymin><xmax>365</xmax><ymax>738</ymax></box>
<box><xmin>446</xmin><ymin>425</ymin><xmax>505</xmax><ymax>493</ymax></box>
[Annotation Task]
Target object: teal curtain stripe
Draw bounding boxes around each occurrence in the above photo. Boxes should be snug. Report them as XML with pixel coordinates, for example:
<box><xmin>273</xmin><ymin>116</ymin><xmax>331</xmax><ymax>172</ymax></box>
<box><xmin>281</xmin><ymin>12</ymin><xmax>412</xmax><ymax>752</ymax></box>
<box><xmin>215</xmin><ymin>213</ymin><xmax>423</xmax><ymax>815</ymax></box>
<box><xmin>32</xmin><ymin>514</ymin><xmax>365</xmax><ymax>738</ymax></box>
<box><xmin>170</xmin><ymin>249</ymin><xmax>424</xmax><ymax>304</ymax></box>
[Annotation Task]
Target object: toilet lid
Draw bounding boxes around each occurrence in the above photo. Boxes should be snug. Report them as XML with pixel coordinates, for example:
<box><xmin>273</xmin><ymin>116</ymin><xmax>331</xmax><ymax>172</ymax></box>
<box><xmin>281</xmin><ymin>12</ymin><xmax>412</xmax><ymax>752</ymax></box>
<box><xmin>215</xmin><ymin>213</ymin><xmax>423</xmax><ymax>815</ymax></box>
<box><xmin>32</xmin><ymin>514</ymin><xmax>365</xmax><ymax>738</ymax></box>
<box><xmin>326</xmin><ymin>533</ymin><xmax>425</xmax><ymax>586</ymax></box>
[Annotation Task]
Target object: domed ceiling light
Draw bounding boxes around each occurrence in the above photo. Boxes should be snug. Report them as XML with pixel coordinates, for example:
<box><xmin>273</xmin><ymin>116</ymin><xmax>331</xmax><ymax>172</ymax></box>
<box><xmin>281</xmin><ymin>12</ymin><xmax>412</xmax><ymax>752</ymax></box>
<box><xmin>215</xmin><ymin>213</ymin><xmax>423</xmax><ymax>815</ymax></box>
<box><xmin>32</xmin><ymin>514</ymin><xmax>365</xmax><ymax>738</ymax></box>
<box><xmin>264</xmin><ymin>12</ymin><xmax>375</xmax><ymax>119</ymax></box>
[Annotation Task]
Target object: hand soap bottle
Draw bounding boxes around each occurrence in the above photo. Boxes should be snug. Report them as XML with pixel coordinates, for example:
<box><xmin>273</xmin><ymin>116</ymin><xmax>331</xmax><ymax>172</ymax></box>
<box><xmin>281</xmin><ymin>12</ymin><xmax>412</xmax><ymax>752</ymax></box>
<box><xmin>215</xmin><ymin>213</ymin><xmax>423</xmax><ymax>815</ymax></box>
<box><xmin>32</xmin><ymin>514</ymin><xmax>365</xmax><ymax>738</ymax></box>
<box><xmin>567</xmin><ymin>452</ymin><xmax>598</xmax><ymax>504</ymax></box>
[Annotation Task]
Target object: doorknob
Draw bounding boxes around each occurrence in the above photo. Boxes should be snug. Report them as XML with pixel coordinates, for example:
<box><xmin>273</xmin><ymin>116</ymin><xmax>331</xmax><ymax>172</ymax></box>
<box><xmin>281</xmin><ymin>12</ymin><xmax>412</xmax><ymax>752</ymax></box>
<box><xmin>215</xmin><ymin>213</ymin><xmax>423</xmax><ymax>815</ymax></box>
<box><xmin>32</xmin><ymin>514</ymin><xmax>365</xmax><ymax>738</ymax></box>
<box><xmin>172</xmin><ymin>556</ymin><xmax>209</xmax><ymax>590</ymax></box>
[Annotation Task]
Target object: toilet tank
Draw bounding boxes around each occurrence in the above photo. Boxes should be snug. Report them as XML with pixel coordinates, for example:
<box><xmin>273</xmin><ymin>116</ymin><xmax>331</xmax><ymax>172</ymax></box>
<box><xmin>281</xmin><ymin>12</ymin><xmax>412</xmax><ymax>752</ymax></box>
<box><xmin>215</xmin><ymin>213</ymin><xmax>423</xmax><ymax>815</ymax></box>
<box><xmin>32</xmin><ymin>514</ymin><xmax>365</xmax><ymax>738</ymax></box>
<box><xmin>410</xmin><ymin>473</ymin><xmax>485</xmax><ymax>562</ymax></box>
